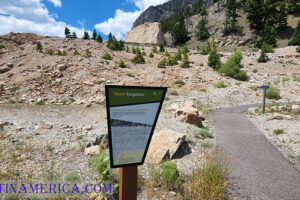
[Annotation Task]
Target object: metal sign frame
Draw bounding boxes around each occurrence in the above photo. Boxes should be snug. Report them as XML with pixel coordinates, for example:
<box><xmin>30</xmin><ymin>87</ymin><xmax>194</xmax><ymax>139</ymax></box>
<box><xmin>105</xmin><ymin>85</ymin><xmax>167</xmax><ymax>168</ymax></box>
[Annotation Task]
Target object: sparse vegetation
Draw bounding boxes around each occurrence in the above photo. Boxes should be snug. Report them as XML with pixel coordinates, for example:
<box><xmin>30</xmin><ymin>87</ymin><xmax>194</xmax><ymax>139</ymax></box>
<box><xmin>180</xmin><ymin>52</ymin><xmax>190</xmax><ymax>68</ymax></box>
<box><xmin>84</xmin><ymin>49</ymin><xmax>92</xmax><ymax>58</ymax></box>
<box><xmin>288</xmin><ymin>21</ymin><xmax>300</xmax><ymax>46</ymax></box>
<box><xmin>149</xmin><ymin>52</ymin><xmax>154</xmax><ymax>58</ymax></box>
<box><xmin>102</xmin><ymin>53</ymin><xmax>112</xmax><ymax>60</ymax></box>
<box><xmin>200</xmin><ymin>41</ymin><xmax>211</xmax><ymax>55</ymax></box>
<box><xmin>208</xmin><ymin>37</ymin><xmax>221</xmax><ymax>70</ymax></box>
<box><xmin>174</xmin><ymin>79</ymin><xmax>185</xmax><ymax>86</ymax></box>
<box><xmin>36</xmin><ymin>42</ymin><xmax>42</xmax><ymax>52</ymax></box>
<box><xmin>107</xmin><ymin>33</ymin><xmax>124</xmax><ymax>51</ymax></box>
<box><xmin>118</xmin><ymin>60</ymin><xmax>126</xmax><ymax>68</ymax></box>
<box><xmin>252</xmin><ymin>68</ymin><xmax>258</xmax><ymax>73</ymax></box>
<box><xmin>266</xmin><ymin>86</ymin><xmax>281</xmax><ymax>100</ymax></box>
<box><xmin>273</xmin><ymin>129</ymin><xmax>284</xmax><ymax>135</ymax></box>
<box><xmin>73</xmin><ymin>50</ymin><xmax>80</xmax><ymax>56</ymax></box>
<box><xmin>193</xmin><ymin>127</ymin><xmax>214</xmax><ymax>139</ymax></box>
<box><xmin>215</xmin><ymin>81</ymin><xmax>227</xmax><ymax>88</ymax></box>
<box><xmin>157</xmin><ymin>58</ymin><xmax>167</xmax><ymax>68</ymax></box>
<box><xmin>296</xmin><ymin>46</ymin><xmax>300</xmax><ymax>53</ymax></box>
<box><xmin>152</xmin><ymin>45</ymin><xmax>158</xmax><ymax>53</ymax></box>
<box><xmin>159</xmin><ymin>43</ymin><xmax>165</xmax><ymax>52</ymax></box>
<box><xmin>46</xmin><ymin>49</ymin><xmax>53</xmax><ymax>55</ymax></box>
<box><xmin>131</xmin><ymin>48</ymin><xmax>145</xmax><ymax>64</ymax></box>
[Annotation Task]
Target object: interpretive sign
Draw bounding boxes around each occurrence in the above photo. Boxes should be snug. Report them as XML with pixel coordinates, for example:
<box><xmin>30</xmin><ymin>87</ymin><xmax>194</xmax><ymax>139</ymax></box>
<box><xmin>105</xmin><ymin>85</ymin><xmax>167</xmax><ymax>168</ymax></box>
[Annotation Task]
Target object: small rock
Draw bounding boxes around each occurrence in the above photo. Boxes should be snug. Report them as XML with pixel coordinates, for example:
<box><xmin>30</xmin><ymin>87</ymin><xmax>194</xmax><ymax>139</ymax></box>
<box><xmin>174</xmin><ymin>101</ymin><xmax>205</xmax><ymax>127</ymax></box>
<box><xmin>84</xmin><ymin>145</ymin><xmax>100</xmax><ymax>155</ymax></box>
<box><xmin>41</xmin><ymin>122</ymin><xmax>53</xmax><ymax>129</ymax></box>
<box><xmin>85</xmin><ymin>102</ymin><xmax>92</xmax><ymax>108</ymax></box>
<box><xmin>7</xmin><ymin>63</ymin><xmax>14</xmax><ymax>68</ymax></box>
<box><xmin>57</xmin><ymin>64</ymin><xmax>67</xmax><ymax>71</ymax></box>
<box><xmin>0</xmin><ymin>67</ymin><xmax>11</xmax><ymax>74</ymax></box>
<box><xmin>83</xmin><ymin>125</ymin><xmax>93</xmax><ymax>131</ymax></box>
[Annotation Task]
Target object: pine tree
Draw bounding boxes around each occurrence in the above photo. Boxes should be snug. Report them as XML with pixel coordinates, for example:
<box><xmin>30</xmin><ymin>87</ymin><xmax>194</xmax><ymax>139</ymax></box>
<box><xmin>64</xmin><ymin>27</ymin><xmax>71</xmax><ymax>38</ymax></box>
<box><xmin>256</xmin><ymin>24</ymin><xmax>277</xmax><ymax>47</ymax></box>
<box><xmin>196</xmin><ymin>18</ymin><xmax>210</xmax><ymax>40</ymax></box>
<box><xmin>200</xmin><ymin>6</ymin><xmax>208</xmax><ymax>17</ymax></box>
<box><xmin>171</xmin><ymin>10</ymin><xmax>189</xmax><ymax>45</ymax></box>
<box><xmin>83</xmin><ymin>31</ymin><xmax>90</xmax><ymax>40</ymax></box>
<box><xmin>192</xmin><ymin>0</ymin><xmax>203</xmax><ymax>14</ymax></box>
<box><xmin>92</xmin><ymin>29</ymin><xmax>97</xmax><ymax>40</ymax></box>
<box><xmin>71</xmin><ymin>32</ymin><xmax>77</xmax><ymax>39</ymax></box>
<box><xmin>288</xmin><ymin>21</ymin><xmax>300</xmax><ymax>46</ymax></box>
<box><xmin>97</xmin><ymin>34</ymin><xmax>103</xmax><ymax>43</ymax></box>
<box><xmin>223</xmin><ymin>0</ymin><xmax>240</xmax><ymax>35</ymax></box>
<box><xmin>208</xmin><ymin>37</ymin><xmax>221</xmax><ymax>70</ymax></box>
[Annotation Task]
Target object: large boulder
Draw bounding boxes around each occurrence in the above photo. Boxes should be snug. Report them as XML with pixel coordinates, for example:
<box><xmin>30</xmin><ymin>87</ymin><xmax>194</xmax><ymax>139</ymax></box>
<box><xmin>124</xmin><ymin>22</ymin><xmax>164</xmax><ymax>45</ymax></box>
<box><xmin>174</xmin><ymin>101</ymin><xmax>205</xmax><ymax>127</ymax></box>
<box><xmin>146</xmin><ymin>130</ymin><xmax>186</xmax><ymax>164</ymax></box>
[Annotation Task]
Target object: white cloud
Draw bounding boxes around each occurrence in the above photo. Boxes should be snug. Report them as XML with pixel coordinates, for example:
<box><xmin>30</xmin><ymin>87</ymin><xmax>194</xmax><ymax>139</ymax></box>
<box><xmin>95</xmin><ymin>0</ymin><xmax>169</xmax><ymax>39</ymax></box>
<box><xmin>95</xmin><ymin>9</ymin><xmax>142</xmax><ymax>40</ymax></box>
<box><xmin>46</xmin><ymin>0</ymin><xmax>62</xmax><ymax>7</ymax></box>
<box><xmin>0</xmin><ymin>0</ymin><xmax>85</xmax><ymax>37</ymax></box>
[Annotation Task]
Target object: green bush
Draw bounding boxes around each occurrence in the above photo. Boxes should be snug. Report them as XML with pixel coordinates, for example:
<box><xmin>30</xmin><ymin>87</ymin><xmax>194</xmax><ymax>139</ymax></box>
<box><xmin>194</xmin><ymin>127</ymin><xmax>214</xmax><ymax>139</ymax></box>
<box><xmin>180</xmin><ymin>52</ymin><xmax>190</xmax><ymax>68</ymax></box>
<box><xmin>131</xmin><ymin>51</ymin><xmax>145</xmax><ymax>64</ymax></box>
<box><xmin>167</xmin><ymin>55</ymin><xmax>178</xmax><ymax>66</ymax></box>
<box><xmin>159</xmin><ymin>44</ymin><xmax>165</xmax><ymax>52</ymax></box>
<box><xmin>174</xmin><ymin>79</ymin><xmax>185</xmax><ymax>86</ymax></box>
<box><xmin>218</xmin><ymin>50</ymin><xmax>248</xmax><ymax>81</ymax></box>
<box><xmin>164</xmin><ymin>50</ymin><xmax>170</xmax><ymax>57</ymax></box>
<box><xmin>261</xmin><ymin>43</ymin><xmax>274</xmax><ymax>53</ymax></box>
<box><xmin>84</xmin><ymin>49</ymin><xmax>92</xmax><ymax>58</ymax></box>
<box><xmin>296</xmin><ymin>46</ymin><xmax>300</xmax><ymax>53</ymax></box>
<box><xmin>182</xmin><ymin>46</ymin><xmax>189</xmax><ymax>54</ymax></box>
<box><xmin>200</xmin><ymin>41</ymin><xmax>211</xmax><ymax>55</ymax></box>
<box><xmin>266</xmin><ymin>86</ymin><xmax>281</xmax><ymax>100</ymax></box>
<box><xmin>288</xmin><ymin>21</ymin><xmax>300</xmax><ymax>46</ymax></box>
<box><xmin>173</xmin><ymin>47</ymin><xmax>182</xmax><ymax>61</ymax></box>
<box><xmin>126</xmin><ymin>46</ymin><xmax>130</xmax><ymax>53</ymax></box>
<box><xmin>157</xmin><ymin>58</ymin><xmax>167</xmax><ymax>68</ymax></box>
<box><xmin>215</xmin><ymin>81</ymin><xmax>227</xmax><ymax>88</ymax></box>
<box><xmin>65</xmin><ymin>171</ymin><xmax>80</xmax><ymax>183</ymax></box>
<box><xmin>106</xmin><ymin>33</ymin><xmax>124</xmax><ymax>51</ymax></box>
<box><xmin>46</xmin><ymin>49</ymin><xmax>53</xmax><ymax>55</ymax></box>
<box><xmin>160</xmin><ymin>161</ymin><xmax>183</xmax><ymax>189</ymax></box>
<box><xmin>252</xmin><ymin>68</ymin><xmax>258</xmax><ymax>73</ymax></box>
<box><xmin>152</xmin><ymin>45</ymin><xmax>158</xmax><ymax>53</ymax></box>
<box><xmin>102</xmin><ymin>53</ymin><xmax>112</xmax><ymax>60</ymax></box>
<box><xmin>36</xmin><ymin>42</ymin><xmax>42</xmax><ymax>52</ymax></box>
<box><xmin>149</xmin><ymin>52</ymin><xmax>154</xmax><ymax>58</ymax></box>
<box><xmin>56</xmin><ymin>49</ymin><xmax>62</xmax><ymax>56</ymax></box>
<box><xmin>273</xmin><ymin>129</ymin><xmax>284</xmax><ymax>135</ymax></box>
<box><xmin>118</xmin><ymin>60</ymin><xmax>126</xmax><ymax>68</ymax></box>
<box><xmin>73</xmin><ymin>50</ymin><xmax>80</xmax><ymax>56</ymax></box>
<box><xmin>257</xmin><ymin>50</ymin><xmax>268</xmax><ymax>63</ymax></box>
<box><xmin>61</xmin><ymin>50</ymin><xmax>67</xmax><ymax>56</ymax></box>
<box><xmin>208</xmin><ymin>38</ymin><xmax>221</xmax><ymax>70</ymax></box>
<box><xmin>131</xmin><ymin>46</ymin><xmax>136</xmax><ymax>54</ymax></box>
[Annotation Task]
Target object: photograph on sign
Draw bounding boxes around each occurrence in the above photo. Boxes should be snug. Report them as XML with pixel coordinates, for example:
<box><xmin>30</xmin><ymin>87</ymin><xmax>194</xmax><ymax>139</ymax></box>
<box><xmin>105</xmin><ymin>86</ymin><xmax>167</xmax><ymax>168</ymax></box>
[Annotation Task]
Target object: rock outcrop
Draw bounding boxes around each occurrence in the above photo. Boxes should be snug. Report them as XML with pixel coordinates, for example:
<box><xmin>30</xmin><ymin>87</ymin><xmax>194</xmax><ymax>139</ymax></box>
<box><xmin>125</xmin><ymin>22</ymin><xmax>164</xmax><ymax>45</ymax></box>
<box><xmin>174</xmin><ymin>101</ymin><xmax>205</xmax><ymax>127</ymax></box>
<box><xmin>146</xmin><ymin>130</ymin><xmax>186</xmax><ymax>163</ymax></box>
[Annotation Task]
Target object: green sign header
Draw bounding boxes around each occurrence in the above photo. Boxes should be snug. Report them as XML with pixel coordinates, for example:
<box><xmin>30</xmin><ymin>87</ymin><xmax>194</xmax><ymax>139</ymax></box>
<box><xmin>108</xmin><ymin>88</ymin><xmax>165</xmax><ymax>106</ymax></box>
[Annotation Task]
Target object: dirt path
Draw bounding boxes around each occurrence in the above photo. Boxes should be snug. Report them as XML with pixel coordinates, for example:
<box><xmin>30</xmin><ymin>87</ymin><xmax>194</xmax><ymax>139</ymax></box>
<box><xmin>210</xmin><ymin>104</ymin><xmax>300</xmax><ymax>200</ymax></box>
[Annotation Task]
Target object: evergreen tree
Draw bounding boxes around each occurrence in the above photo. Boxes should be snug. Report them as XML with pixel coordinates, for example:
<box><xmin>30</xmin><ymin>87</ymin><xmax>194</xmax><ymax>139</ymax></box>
<box><xmin>196</xmin><ymin>18</ymin><xmax>210</xmax><ymax>40</ymax></box>
<box><xmin>208</xmin><ymin>37</ymin><xmax>221</xmax><ymax>70</ymax></box>
<box><xmin>288</xmin><ymin>21</ymin><xmax>300</xmax><ymax>46</ymax></box>
<box><xmin>64</xmin><ymin>27</ymin><xmax>71</xmax><ymax>38</ymax></box>
<box><xmin>97</xmin><ymin>34</ymin><xmax>103</xmax><ymax>43</ymax></box>
<box><xmin>199</xmin><ymin>6</ymin><xmax>208</xmax><ymax>17</ymax></box>
<box><xmin>106</xmin><ymin>33</ymin><xmax>124</xmax><ymax>51</ymax></box>
<box><xmin>92</xmin><ymin>29</ymin><xmax>97</xmax><ymax>40</ymax></box>
<box><xmin>71</xmin><ymin>32</ymin><xmax>77</xmax><ymax>39</ymax></box>
<box><xmin>256</xmin><ymin>24</ymin><xmax>277</xmax><ymax>47</ymax></box>
<box><xmin>171</xmin><ymin>10</ymin><xmax>189</xmax><ymax>45</ymax></box>
<box><xmin>83</xmin><ymin>31</ymin><xmax>90</xmax><ymax>40</ymax></box>
<box><xmin>223</xmin><ymin>0</ymin><xmax>240</xmax><ymax>35</ymax></box>
<box><xmin>192</xmin><ymin>0</ymin><xmax>203</xmax><ymax>14</ymax></box>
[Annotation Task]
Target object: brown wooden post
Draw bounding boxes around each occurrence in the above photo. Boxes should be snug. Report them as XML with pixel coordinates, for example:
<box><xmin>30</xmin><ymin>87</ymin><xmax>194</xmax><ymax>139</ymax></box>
<box><xmin>262</xmin><ymin>88</ymin><xmax>266</xmax><ymax>114</ymax></box>
<box><xmin>119</xmin><ymin>166</ymin><xmax>138</xmax><ymax>200</ymax></box>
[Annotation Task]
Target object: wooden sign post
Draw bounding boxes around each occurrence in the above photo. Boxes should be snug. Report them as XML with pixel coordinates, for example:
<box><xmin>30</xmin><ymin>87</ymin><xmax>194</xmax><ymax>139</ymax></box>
<box><xmin>119</xmin><ymin>166</ymin><xmax>138</xmax><ymax>200</ymax></box>
<box><xmin>260</xmin><ymin>85</ymin><xmax>270</xmax><ymax>114</ymax></box>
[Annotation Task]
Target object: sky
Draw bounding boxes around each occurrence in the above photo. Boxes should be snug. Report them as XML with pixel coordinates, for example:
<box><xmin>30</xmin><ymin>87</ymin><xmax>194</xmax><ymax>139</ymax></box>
<box><xmin>0</xmin><ymin>0</ymin><xmax>169</xmax><ymax>40</ymax></box>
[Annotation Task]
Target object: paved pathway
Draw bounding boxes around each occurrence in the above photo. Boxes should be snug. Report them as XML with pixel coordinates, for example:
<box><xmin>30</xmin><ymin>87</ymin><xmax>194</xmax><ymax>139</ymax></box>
<box><xmin>210</xmin><ymin>104</ymin><xmax>300</xmax><ymax>200</ymax></box>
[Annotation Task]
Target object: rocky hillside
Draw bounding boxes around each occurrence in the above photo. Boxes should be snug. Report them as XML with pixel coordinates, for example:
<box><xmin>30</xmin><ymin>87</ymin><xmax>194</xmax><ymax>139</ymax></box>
<box><xmin>133</xmin><ymin>0</ymin><xmax>214</xmax><ymax>28</ymax></box>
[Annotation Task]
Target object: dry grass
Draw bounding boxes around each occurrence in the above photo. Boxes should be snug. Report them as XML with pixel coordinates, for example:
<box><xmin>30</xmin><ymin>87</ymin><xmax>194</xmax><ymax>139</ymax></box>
<box><xmin>184</xmin><ymin>148</ymin><xmax>231</xmax><ymax>200</ymax></box>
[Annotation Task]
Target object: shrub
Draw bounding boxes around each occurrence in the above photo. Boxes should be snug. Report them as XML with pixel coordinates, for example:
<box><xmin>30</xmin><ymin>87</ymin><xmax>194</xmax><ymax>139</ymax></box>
<box><xmin>149</xmin><ymin>52</ymin><xmax>154</xmax><ymax>58</ymax></box>
<box><xmin>159</xmin><ymin>44</ymin><xmax>165</xmax><ymax>52</ymax></box>
<box><xmin>102</xmin><ymin>53</ymin><xmax>112</xmax><ymax>60</ymax></box>
<box><xmin>142</xmin><ymin>51</ymin><xmax>146</xmax><ymax>56</ymax></box>
<box><xmin>157</xmin><ymin>58</ymin><xmax>167</xmax><ymax>68</ymax></box>
<box><xmin>131</xmin><ymin>51</ymin><xmax>145</xmax><ymax>64</ymax></box>
<box><xmin>46</xmin><ymin>49</ymin><xmax>53</xmax><ymax>55</ymax></box>
<box><xmin>73</xmin><ymin>50</ymin><xmax>80</xmax><ymax>56</ymax></box>
<box><xmin>61</xmin><ymin>50</ymin><xmax>67</xmax><ymax>56</ymax></box>
<box><xmin>0</xmin><ymin>44</ymin><xmax>5</xmax><ymax>50</ymax></box>
<box><xmin>185</xmin><ymin>150</ymin><xmax>229</xmax><ymax>200</ymax></box>
<box><xmin>288</xmin><ymin>21</ymin><xmax>300</xmax><ymax>46</ymax></box>
<box><xmin>182</xmin><ymin>46</ymin><xmax>189</xmax><ymax>54</ymax></box>
<box><xmin>196</xmin><ymin>18</ymin><xmax>210</xmax><ymax>40</ymax></box>
<box><xmin>257</xmin><ymin>49</ymin><xmax>268</xmax><ymax>63</ymax></box>
<box><xmin>167</xmin><ymin>55</ymin><xmax>178</xmax><ymax>66</ymax></box>
<box><xmin>296</xmin><ymin>46</ymin><xmax>300</xmax><ymax>53</ymax></box>
<box><xmin>266</xmin><ymin>86</ymin><xmax>281</xmax><ymax>100</ymax></box>
<box><xmin>194</xmin><ymin>127</ymin><xmax>214</xmax><ymax>139</ymax></box>
<box><xmin>200</xmin><ymin>41</ymin><xmax>211</xmax><ymax>55</ymax></box>
<box><xmin>215</xmin><ymin>81</ymin><xmax>227</xmax><ymax>88</ymax></box>
<box><xmin>218</xmin><ymin>50</ymin><xmax>248</xmax><ymax>81</ymax></box>
<box><xmin>36</xmin><ymin>99</ymin><xmax>45</xmax><ymax>105</ymax></box>
<box><xmin>164</xmin><ymin>50</ymin><xmax>170</xmax><ymax>57</ymax></box>
<box><xmin>173</xmin><ymin>47</ymin><xmax>182</xmax><ymax>61</ymax></box>
<box><xmin>118</xmin><ymin>60</ymin><xmax>126</xmax><ymax>68</ymax></box>
<box><xmin>174</xmin><ymin>79</ymin><xmax>185</xmax><ymax>86</ymax></box>
<box><xmin>180</xmin><ymin>52</ymin><xmax>190</xmax><ymax>68</ymax></box>
<box><xmin>273</xmin><ymin>129</ymin><xmax>284</xmax><ymax>135</ymax></box>
<box><xmin>252</xmin><ymin>68</ymin><xmax>258</xmax><ymax>73</ymax></box>
<box><xmin>126</xmin><ymin>46</ymin><xmax>130</xmax><ymax>53</ymax></box>
<box><xmin>57</xmin><ymin>49</ymin><xmax>62</xmax><ymax>56</ymax></box>
<box><xmin>36</xmin><ymin>42</ymin><xmax>42</xmax><ymax>52</ymax></box>
<box><xmin>131</xmin><ymin>46</ymin><xmax>136</xmax><ymax>54</ymax></box>
<box><xmin>152</xmin><ymin>45</ymin><xmax>158</xmax><ymax>53</ymax></box>
<box><xmin>208</xmin><ymin>38</ymin><xmax>221</xmax><ymax>70</ymax></box>
<box><xmin>160</xmin><ymin>161</ymin><xmax>183</xmax><ymax>189</ymax></box>
<box><xmin>84</xmin><ymin>49</ymin><xmax>92</xmax><ymax>58</ymax></box>
<box><xmin>65</xmin><ymin>171</ymin><xmax>80</xmax><ymax>183</ymax></box>
<box><xmin>261</xmin><ymin>43</ymin><xmax>274</xmax><ymax>53</ymax></box>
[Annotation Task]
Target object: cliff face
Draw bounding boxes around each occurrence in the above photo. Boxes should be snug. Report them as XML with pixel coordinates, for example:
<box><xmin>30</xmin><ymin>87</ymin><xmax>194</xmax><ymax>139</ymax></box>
<box><xmin>125</xmin><ymin>22</ymin><xmax>164</xmax><ymax>45</ymax></box>
<box><xmin>132</xmin><ymin>0</ymin><xmax>214</xmax><ymax>29</ymax></box>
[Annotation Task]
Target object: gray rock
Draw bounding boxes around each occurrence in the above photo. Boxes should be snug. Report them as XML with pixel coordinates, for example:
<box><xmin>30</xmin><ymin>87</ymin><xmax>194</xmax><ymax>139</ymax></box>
<box><xmin>0</xmin><ymin>67</ymin><xmax>10</xmax><ymax>74</ymax></box>
<box><xmin>57</xmin><ymin>64</ymin><xmax>67</xmax><ymax>71</ymax></box>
